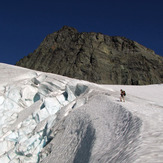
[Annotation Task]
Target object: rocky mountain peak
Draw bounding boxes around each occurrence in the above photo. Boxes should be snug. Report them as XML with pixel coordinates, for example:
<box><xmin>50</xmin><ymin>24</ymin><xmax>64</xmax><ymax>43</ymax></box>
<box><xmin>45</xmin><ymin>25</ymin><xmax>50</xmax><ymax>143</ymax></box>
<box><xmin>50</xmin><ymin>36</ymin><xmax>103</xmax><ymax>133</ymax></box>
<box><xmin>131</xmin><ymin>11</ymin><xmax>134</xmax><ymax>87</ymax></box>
<box><xmin>59</xmin><ymin>25</ymin><xmax>78</xmax><ymax>33</ymax></box>
<box><xmin>16</xmin><ymin>26</ymin><xmax>163</xmax><ymax>85</ymax></box>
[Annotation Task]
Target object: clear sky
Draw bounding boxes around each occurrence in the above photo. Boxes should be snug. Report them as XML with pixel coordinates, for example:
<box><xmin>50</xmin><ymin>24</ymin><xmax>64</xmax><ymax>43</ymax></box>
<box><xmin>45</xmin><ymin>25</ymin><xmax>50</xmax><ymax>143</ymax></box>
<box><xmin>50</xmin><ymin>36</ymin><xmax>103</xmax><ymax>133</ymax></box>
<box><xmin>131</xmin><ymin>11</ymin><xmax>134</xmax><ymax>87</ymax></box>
<box><xmin>1</xmin><ymin>0</ymin><xmax>163</xmax><ymax>65</ymax></box>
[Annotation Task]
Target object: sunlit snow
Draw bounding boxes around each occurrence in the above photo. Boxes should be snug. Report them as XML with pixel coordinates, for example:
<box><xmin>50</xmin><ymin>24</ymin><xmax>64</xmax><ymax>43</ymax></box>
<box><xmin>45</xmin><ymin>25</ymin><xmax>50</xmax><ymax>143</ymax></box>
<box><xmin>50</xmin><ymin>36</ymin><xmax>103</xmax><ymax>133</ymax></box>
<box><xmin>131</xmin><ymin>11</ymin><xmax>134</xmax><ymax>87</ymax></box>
<box><xmin>0</xmin><ymin>63</ymin><xmax>163</xmax><ymax>163</ymax></box>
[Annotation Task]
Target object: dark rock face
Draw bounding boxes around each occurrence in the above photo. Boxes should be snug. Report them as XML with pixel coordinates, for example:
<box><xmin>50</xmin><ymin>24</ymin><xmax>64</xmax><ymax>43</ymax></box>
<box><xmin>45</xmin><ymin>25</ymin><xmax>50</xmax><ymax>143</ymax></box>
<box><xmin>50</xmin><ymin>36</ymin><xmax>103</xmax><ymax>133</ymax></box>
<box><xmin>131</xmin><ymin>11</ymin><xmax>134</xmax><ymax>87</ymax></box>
<box><xmin>16</xmin><ymin>26</ymin><xmax>163</xmax><ymax>85</ymax></box>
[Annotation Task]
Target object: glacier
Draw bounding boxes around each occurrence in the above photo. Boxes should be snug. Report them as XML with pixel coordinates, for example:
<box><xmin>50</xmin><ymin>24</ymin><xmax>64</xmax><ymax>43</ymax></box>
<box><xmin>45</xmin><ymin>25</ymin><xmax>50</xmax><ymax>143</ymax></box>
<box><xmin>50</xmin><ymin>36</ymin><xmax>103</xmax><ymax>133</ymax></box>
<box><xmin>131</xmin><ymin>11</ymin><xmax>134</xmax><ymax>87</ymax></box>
<box><xmin>0</xmin><ymin>63</ymin><xmax>163</xmax><ymax>163</ymax></box>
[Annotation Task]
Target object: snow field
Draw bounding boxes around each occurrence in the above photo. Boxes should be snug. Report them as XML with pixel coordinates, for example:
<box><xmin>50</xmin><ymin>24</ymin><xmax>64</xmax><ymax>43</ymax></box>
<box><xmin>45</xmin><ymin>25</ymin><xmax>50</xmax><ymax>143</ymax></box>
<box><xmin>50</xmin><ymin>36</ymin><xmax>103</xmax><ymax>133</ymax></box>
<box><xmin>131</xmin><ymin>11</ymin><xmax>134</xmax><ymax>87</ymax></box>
<box><xmin>0</xmin><ymin>63</ymin><xmax>163</xmax><ymax>163</ymax></box>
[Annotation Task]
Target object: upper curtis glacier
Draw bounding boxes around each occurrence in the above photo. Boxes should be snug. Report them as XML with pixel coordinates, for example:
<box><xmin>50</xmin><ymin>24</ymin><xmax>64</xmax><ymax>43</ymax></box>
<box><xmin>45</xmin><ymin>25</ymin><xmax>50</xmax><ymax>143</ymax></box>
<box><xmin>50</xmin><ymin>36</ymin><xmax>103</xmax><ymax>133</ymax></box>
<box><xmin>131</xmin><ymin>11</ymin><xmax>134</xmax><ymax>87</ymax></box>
<box><xmin>0</xmin><ymin>63</ymin><xmax>163</xmax><ymax>163</ymax></box>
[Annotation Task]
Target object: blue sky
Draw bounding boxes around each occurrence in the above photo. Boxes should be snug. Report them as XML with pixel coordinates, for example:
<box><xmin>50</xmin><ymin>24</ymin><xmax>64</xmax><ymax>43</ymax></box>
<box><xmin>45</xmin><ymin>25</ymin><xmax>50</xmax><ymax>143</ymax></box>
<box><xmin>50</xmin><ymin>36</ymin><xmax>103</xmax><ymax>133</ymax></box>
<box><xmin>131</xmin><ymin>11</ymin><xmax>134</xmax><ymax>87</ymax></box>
<box><xmin>1</xmin><ymin>0</ymin><xmax>163</xmax><ymax>65</ymax></box>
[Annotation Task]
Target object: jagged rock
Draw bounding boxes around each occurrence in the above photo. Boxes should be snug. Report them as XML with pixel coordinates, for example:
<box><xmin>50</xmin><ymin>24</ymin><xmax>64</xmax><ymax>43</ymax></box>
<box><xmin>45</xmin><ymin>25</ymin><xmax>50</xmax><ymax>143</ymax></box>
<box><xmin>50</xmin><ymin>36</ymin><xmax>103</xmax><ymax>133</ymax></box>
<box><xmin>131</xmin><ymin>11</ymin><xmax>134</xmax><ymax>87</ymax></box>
<box><xmin>16</xmin><ymin>26</ymin><xmax>163</xmax><ymax>85</ymax></box>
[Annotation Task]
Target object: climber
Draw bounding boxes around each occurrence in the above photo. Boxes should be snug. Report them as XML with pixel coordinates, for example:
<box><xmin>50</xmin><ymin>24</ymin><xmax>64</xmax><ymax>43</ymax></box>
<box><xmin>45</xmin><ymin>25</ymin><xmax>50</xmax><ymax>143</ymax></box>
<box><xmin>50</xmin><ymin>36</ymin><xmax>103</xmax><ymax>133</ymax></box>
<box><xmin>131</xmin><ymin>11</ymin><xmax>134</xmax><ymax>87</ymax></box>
<box><xmin>120</xmin><ymin>89</ymin><xmax>126</xmax><ymax>102</ymax></box>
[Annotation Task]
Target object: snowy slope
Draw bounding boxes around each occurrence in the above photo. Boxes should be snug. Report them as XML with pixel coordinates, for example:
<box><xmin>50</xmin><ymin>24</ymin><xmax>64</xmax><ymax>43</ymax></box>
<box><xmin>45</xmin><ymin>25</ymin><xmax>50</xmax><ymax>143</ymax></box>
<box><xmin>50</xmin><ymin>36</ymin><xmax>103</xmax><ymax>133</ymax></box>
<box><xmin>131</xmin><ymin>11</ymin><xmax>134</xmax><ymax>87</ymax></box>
<box><xmin>0</xmin><ymin>63</ymin><xmax>163</xmax><ymax>163</ymax></box>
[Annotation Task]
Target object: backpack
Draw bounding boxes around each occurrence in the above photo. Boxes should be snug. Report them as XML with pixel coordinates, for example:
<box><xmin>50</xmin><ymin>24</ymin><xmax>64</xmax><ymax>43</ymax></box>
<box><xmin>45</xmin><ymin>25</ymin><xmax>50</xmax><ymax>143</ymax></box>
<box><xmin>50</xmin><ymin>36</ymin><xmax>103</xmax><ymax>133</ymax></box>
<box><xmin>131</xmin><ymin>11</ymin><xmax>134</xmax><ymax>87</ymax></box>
<box><xmin>123</xmin><ymin>91</ymin><xmax>126</xmax><ymax>96</ymax></box>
